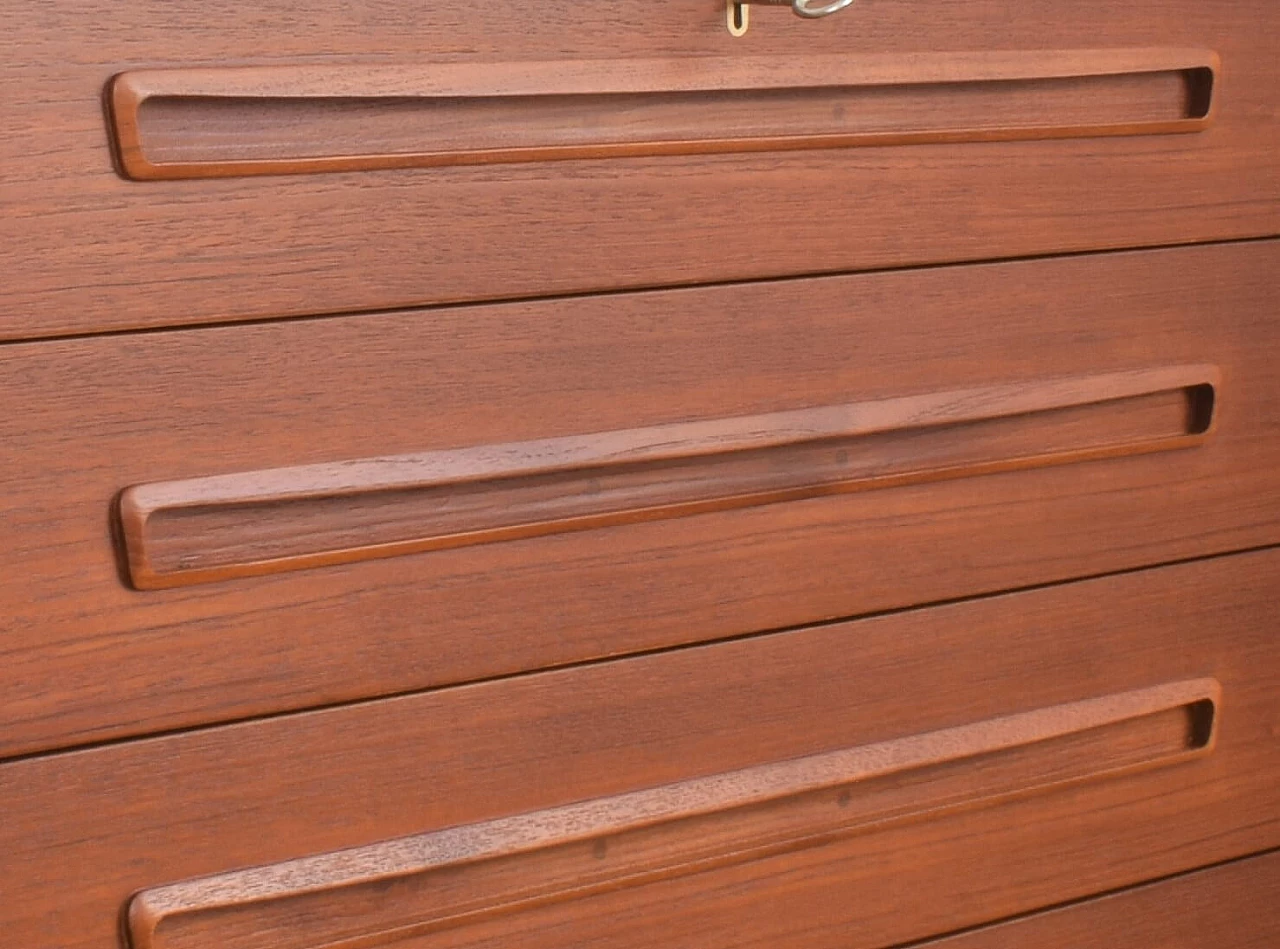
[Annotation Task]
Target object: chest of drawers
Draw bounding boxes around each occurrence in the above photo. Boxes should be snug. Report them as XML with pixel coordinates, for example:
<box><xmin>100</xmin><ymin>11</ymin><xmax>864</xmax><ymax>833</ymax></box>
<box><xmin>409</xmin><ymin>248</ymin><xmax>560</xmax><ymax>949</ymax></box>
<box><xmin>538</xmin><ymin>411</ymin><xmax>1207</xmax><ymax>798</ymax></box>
<box><xmin>1</xmin><ymin>2</ymin><xmax>1277</xmax><ymax>947</ymax></box>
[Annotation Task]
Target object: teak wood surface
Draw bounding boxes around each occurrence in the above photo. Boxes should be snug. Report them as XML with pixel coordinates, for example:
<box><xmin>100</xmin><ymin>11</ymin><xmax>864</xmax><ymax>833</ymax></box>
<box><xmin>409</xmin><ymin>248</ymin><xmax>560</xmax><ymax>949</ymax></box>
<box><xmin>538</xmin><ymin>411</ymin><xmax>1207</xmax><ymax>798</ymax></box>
<box><xmin>2</xmin><ymin>241</ymin><xmax>1278</xmax><ymax>757</ymax></box>
<box><xmin>917</xmin><ymin>850</ymin><xmax>1280</xmax><ymax>948</ymax></box>
<box><xmin>2</xmin><ymin>0</ymin><xmax>1279</xmax><ymax>337</ymax></box>
<box><xmin>3</xmin><ymin>0</ymin><xmax>1279</xmax><ymax>941</ymax></box>
<box><xmin>0</xmin><ymin>549</ymin><xmax>1276</xmax><ymax>949</ymax></box>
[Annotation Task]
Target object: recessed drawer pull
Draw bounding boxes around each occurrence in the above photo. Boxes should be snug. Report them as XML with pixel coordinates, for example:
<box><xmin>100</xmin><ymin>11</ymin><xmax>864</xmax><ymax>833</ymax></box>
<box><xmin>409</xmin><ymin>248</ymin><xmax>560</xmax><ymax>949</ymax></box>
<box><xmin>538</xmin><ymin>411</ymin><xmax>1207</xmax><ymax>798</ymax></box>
<box><xmin>117</xmin><ymin>365</ymin><xmax>1218</xmax><ymax>590</ymax></box>
<box><xmin>127</xmin><ymin>679</ymin><xmax>1220</xmax><ymax>949</ymax></box>
<box><xmin>115</xmin><ymin>366</ymin><xmax>1220</xmax><ymax>589</ymax></box>
<box><xmin>107</xmin><ymin>48</ymin><xmax>1217</xmax><ymax>180</ymax></box>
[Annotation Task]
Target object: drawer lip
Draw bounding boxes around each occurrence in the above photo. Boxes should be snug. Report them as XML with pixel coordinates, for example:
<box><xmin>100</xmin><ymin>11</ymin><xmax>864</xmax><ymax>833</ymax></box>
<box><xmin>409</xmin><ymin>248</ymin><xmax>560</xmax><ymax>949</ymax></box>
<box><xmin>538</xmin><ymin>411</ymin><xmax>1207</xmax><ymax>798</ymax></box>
<box><xmin>110</xmin><ymin>49</ymin><xmax>1220</xmax><ymax>100</ymax></box>
<box><xmin>3</xmin><ymin>546</ymin><xmax>1278</xmax><ymax>949</ymax></box>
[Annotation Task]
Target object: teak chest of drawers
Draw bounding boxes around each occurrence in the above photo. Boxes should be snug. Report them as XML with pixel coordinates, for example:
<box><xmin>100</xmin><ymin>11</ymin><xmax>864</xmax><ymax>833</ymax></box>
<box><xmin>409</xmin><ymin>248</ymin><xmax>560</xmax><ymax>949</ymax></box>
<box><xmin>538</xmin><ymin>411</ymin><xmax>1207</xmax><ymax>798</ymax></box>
<box><xmin>1</xmin><ymin>2</ymin><xmax>1277</xmax><ymax>947</ymax></box>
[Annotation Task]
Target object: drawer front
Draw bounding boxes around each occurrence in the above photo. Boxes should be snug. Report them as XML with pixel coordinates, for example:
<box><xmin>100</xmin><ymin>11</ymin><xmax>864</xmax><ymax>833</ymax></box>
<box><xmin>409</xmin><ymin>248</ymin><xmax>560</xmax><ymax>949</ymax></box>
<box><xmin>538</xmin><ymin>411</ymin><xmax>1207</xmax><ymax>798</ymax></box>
<box><xmin>918</xmin><ymin>851</ymin><xmax>1280</xmax><ymax>948</ymax></box>
<box><xmin>4</xmin><ymin>240</ymin><xmax>1280</xmax><ymax>756</ymax></box>
<box><xmin>1</xmin><ymin>0</ymin><xmax>1279</xmax><ymax>338</ymax></box>
<box><xmin>2</xmin><ymin>549</ymin><xmax>1278</xmax><ymax>949</ymax></box>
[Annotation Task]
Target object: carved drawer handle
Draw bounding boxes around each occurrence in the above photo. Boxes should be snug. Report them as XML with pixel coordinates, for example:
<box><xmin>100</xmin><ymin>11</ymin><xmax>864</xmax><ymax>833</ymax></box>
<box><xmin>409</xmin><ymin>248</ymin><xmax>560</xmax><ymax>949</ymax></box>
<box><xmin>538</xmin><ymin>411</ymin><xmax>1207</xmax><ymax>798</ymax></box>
<box><xmin>128</xmin><ymin>680</ymin><xmax>1220</xmax><ymax>949</ymax></box>
<box><xmin>117</xmin><ymin>365</ymin><xmax>1218</xmax><ymax>590</ymax></box>
<box><xmin>109</xmin><ymin>50</ymin><xmax>1217</xmax><ymax>179</ymax></box>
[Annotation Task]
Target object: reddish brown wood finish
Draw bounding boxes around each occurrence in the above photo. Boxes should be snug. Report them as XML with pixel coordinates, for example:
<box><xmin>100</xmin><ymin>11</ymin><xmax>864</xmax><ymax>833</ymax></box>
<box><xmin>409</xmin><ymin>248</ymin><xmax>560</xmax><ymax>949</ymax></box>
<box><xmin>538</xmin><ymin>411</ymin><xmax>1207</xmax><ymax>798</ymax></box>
<box><xmin>0</xmin><ymin>548</ymin><xmax>1276</xmax><ymax>949</ymax></box>
<box><xmin>1</xmin><ymin>242</ymin><xmax>1278</xmax><ymax>758</ymax></box>
<box><xmin>108</xmin><ymin>50</ymin><xmax>1216</xmax><ymax>180</ymax></box>
<box><xmin>2</xmin><ymin>0</ymin><xmax>1279</xmax><ymax>338</ymax></box>
<box><xmin>5</xmin><ymin>1</ymin><xmax>1279</xmax><ymax>943</ymax></box>
<box><xmin>918</xmin><ymin>850</ymin><xmax>1280</xmax><ymax>948</ymax></box>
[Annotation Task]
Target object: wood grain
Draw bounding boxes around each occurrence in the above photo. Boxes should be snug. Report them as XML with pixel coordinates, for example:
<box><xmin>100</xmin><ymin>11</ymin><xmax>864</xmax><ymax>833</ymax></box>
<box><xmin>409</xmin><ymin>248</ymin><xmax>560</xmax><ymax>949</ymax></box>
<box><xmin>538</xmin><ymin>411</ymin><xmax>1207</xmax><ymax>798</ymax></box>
<box><xmin>108</xmin><ymin>50</ymin><xmax>1215</xmax><ymax>180</ymax></box>
<box><xmin>5</xmin><ymin>1</ymin><xmax>1277</xmax><ymax>943</ymax></box>
<box><xmin>916</xmin><ymin>850</ymin><xmax>1280</xmax><ymax>948</ymax></box>
<box><xmin>118</xmin><ymin>367</ymin><xmax>1217</xmax><ymax>589</ymax></box>
<box><xmin>127</xmin><ymin>680</ymin><xmax>1219</xmax><ymax>949</ymax></box>
<box><xmin>0</xmin><ymin>548</ymin><xmax>1275</xmax><ymax>949</ymax></box>
<box><xmin>1</xmin><ymin>242</ymin><xmax>1278</xmax><ymax>758</ymax></box>
<box><xmin>1</xmin><ymin>0</ymin><xmax>1278</xmax><ymax>338</ymax></box>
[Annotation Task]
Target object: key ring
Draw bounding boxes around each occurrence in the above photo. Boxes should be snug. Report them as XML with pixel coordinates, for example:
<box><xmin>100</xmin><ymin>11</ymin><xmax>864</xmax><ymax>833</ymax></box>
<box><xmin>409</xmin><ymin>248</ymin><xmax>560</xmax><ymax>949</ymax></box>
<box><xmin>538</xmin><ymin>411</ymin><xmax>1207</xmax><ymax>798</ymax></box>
<box><xmin>728</xmin><ymin>0</ymin><xmax>855</xmax><ymax>36</ymax></box>
<box><xmin>791</xmin><ymin>0</ymin><xmax>856</xmax><ymax>17</ymax></box>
